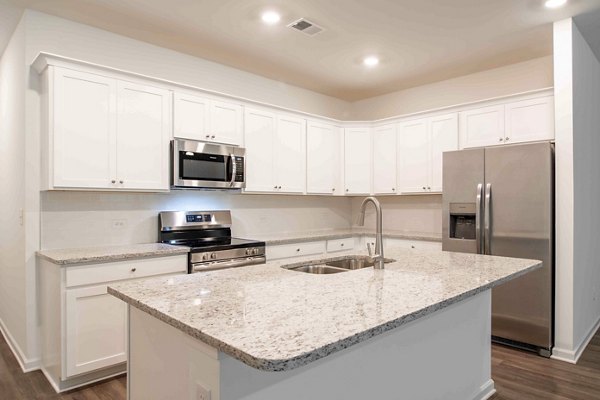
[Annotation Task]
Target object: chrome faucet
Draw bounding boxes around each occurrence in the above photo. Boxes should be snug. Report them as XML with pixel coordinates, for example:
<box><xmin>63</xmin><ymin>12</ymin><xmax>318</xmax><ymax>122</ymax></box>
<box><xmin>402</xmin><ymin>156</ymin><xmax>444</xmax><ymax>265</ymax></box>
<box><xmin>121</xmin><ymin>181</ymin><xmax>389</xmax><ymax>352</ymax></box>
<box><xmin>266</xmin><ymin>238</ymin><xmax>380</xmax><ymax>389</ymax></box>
<box><xmin>357</xmin><ymin>196</ymin><xmax>384</xmax><ymax>269</ymax></box>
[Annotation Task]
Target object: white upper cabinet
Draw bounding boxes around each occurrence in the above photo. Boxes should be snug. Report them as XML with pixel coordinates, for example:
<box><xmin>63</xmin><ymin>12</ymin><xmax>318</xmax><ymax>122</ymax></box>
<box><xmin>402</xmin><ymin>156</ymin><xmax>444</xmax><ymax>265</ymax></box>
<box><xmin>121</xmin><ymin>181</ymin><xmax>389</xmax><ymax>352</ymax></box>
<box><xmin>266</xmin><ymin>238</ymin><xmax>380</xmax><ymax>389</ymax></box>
<box><xmin>504</xmin><ymin>96</ymin><xmax>554</xmax><ymax>144</ymax></box>
<box><xmin>397</xmin><ymin>118</ymin><xmax>430</xmax><ymax>193</ymax></box>
<box><xmin>275</xmin><ymin>115</ymin><xmax>306</xmax><ymax>193</ymax></box>
<box><xmin>372</xmin><ymin>124</ymin><xmax>397</xmax><ymax>195</ymax></box>
<box><xmin>53</xmin><ymin>68</ymin><xmax>117</xmax><ymax>189</ymax></box>
<box><xmin>209</xmin><ymin>100</ymin><xmax>243</xmax><ymax>146</ymax></box>
<box><xmin>344</xmin><ymin>128</ymin><xmax>372</xmax><ymax>195</ymax></box>
<box><xmin>173</xmin><ymin>92</ymin><xmax>243</xmax><ymax>146</ymax></box>
<box><xmin>243</xmin><ymin>109</ymin><xmax>305</xmax><ymax>194</ymax></box>
<box><xmin>307</xmin><ymin>121</ymin><xmax>341</xmax><ymax>195</ymax></box>
<box><xmin>244</xmin><ymin>108</ymin><xmax>276</xmax><ymax>192</ymax></box>
<box><xmin>397</xmin><ymin>113</ymin><xmax>458</xmax><ymax>194</ymax></box>
<box><xmin>429</xmin><ymin>113</ymin><xmax>459</xmax><ymax>192</ymax></box>
<box><xmin>173</xmin><ymin>92</ymin><xmax>209</xmax><ymax>141</ymax></box>
<box><xmin>460</xmin><ymin>95</ymin><xmax>554</xmax><ymax>149</ymax></box>
<box><xmin>459</xmin><ymin>105</ymin><xmax>505</xmax><ymax>149</ymax></box>
<box><xmin>116</xmin><ymin>81</ymin><xmax>171</xmax><ymax>191</ymax></box>
<box><xmin>48</xmin><ymin>67</ymin><xmax>171</xmax><ymax>191</ymax></box>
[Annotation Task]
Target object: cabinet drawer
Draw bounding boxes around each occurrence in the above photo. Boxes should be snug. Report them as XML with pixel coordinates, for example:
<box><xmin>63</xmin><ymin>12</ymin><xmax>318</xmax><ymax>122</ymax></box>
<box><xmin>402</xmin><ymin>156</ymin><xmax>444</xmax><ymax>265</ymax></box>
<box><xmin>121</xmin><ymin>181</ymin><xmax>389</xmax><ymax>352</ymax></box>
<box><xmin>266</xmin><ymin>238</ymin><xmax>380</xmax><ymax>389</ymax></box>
<box><xmin>326</xmin><ymin>237</ymin><xmax>354</xmax><ymax>253</ymax></box>
<box><xmin>386</xmin><ymin>239</ymin><xmax>442</xmax><ymax>251</ymax></box>
<box><xmin>267</xmin><ymin>241</ymin><xmax>326</xmax><ymax>261</ymax></box>
<box><xmin>65</xmin><ymin>255</ymin><xmax>187</xmax><ymax>287</ymax></box>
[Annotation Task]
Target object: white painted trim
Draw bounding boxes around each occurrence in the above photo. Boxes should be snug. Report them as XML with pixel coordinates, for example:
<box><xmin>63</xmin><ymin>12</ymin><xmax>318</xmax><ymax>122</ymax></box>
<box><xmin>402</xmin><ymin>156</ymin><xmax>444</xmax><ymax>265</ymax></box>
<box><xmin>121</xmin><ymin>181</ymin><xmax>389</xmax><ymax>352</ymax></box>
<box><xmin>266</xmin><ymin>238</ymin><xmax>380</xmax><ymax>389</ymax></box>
<box><xmin>42</xmin><ymin>365</ymin><xmax>126</xmax><ymax>393</ymax></box>
<box><xmin>0</xmin><ymin>316</ymin><xmax>40</xmax><ymax>372</ymax></box>
<box><xmin>552</xmin><ymin>316</ymin><xmax>600</xmax><ymax>364</ymax></box>
<box><xmin>473</xmin><ymin>379</ymin><xmax>497</xmax><ymax>400</ymax></box>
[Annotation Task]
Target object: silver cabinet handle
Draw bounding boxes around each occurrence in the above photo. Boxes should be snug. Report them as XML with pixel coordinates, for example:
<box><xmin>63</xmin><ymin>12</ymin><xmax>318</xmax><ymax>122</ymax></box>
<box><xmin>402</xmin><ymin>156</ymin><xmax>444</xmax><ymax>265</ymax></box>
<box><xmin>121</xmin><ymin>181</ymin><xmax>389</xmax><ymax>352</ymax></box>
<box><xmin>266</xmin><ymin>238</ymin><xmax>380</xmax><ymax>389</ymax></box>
<box><xmin>499</xmin><ymin>137</ymin><xmax>503</xmax><ymax>142</ymax></box>
<box><xmin>296</xmin><ymin>248</ymin><xmax>300</xmax><ymax>252</ymax></box>
<box><xmin>484</xmin><ymin>183</ymin><xmax>492</xmax><ymax>255</ymax></box>
<box><xmin>505</xmin><ymin>137</ymin><xmax>510</xmax><ymax>142</ymax></box>
<box><xmin>427</xmin><ymin>186</ymin><xmax>431</xmax><ymax>190</ymax></box>
<box><xmin>422</xmin><ymin>186</ymin><xmax>426</xmax><ymax>190</ymax></box>
<box><xmin>131</xmin><ymin>268</ymin><xmax>137</xmax><ymax>272</ymax></box>
<box><xmin>278</xmin><ymin>186</ymin><xmax>282</xmax><ymax>189</ymax></box>
<box><xmin>476</xmin><ymin>183</ymin><xmax>483</xmax><ymax>255</ymax></box>
<box><xmin>205</xmin><ymin>135</ymin><xmax>210</xmax><ymax>139</ymax></box>
<box><xmin>392</xmin><ymin>188</ymin><xmax>395</xmax><ymax>191</ymax></box>
<box><xmin>119</xmin><ymin>180</ymin><xmax>124</xmax><ymax>184</ymax></box>
<box><xmin>111</xmin><ymin>180</ymin><xmax>116</xmax><ymax>184</ymax></box>
<box><xmin>211</xmin><ymin>135</ymin><xmax>216</xmax><ymax>139</ymax></box>
<box><xmin>332</xmin><ymin>188</ymin><xmax>335</xmax><ymax>192</ymax></box>
<box><xmin>230</xmin><ymin>154</ymin><xmax>236</xmax><ymax>187</ymax></box>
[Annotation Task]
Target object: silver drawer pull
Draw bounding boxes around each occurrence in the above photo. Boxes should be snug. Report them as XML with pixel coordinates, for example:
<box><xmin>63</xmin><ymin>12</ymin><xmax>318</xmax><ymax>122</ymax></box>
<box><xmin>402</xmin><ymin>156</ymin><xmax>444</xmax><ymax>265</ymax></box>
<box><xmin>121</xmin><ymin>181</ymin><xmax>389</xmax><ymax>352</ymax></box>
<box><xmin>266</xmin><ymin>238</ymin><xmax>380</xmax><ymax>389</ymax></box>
<box><xmin>131</xmin><ymin>268</ymin><xmax>137</xmax><ymax>272</ymax></box>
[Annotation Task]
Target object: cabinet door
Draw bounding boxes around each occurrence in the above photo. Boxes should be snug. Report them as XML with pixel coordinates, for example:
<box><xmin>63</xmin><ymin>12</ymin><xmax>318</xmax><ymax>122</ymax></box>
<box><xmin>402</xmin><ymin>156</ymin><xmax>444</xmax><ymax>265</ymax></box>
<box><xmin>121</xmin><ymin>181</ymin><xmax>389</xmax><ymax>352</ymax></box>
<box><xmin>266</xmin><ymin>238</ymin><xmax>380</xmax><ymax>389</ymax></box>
<box><xmin>209</xmin><ymin>100</ymin><xmax>243</xmax><ymax>145</ymax></box>
<box><xmin>429</xmin><ymin>113</ymin><xmax>459</xmax><ymax>192</ymax></box>
<box><xmin>116</xmin><ymin>81</ymin><xmax>171</xmax><ymax>191</ymax></box>
<box><xmin>504</xmin><ymin>96</ymin><xmax>554</xmax><ymax>144</ymax></box>
<box><xmin>459</xmin><ymin>105</ymin><xmax>505</xmax><ymax>149</ymax></box>
<box><xmin>344</xmin><ymin>128</ymin><xmax>371</xmax><ymax>194</ymax></box>
<box><xmin>244</xmin><ymin>108</ymin><xmax>276</xmax><ymax>192</ymax></box>
<box><xmin>275</xmin><ymin>115</ymin><xmax>306</xmax><ymax>193</ymax></box>
<box><xmin>397</xmin><ymin>119</ymin><xmax>429</xmax><ymax>193</ymax></box>
<box><xmin>173</xmin><ymin>92</ymin><xmax>209</xmax><ymax>141</ymax></box>
<box><xmin>53</xmin><ymin>68</ymin><xmax>116</xmax><ymax>189</ymax></box>
<box><xmin>372</xmin><ymin>125</ymin><xmax>397</xmax><ymax>194</ymax></box>
<box><xmin>306</xmin><ymin>122</ymin><xmax>341</xmax><ymax>195</ymax></box>
<box><xmin>65</xmin><ymin>285</ymin><xmax>127</xmax><ymax>378</ymax></box>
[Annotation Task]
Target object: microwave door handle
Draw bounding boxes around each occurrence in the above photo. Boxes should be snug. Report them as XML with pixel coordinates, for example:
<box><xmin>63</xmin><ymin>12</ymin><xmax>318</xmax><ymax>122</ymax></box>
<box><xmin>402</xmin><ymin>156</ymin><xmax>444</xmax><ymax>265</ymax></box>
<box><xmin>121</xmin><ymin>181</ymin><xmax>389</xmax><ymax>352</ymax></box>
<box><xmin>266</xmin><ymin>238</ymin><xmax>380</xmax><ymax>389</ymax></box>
<box><xmin>229</xmin><ymin>154</ymin><xmax>236</xmax><ymax>187</ymax></box>
<box><xmin>476</xmin><ymin>183</ymin><xmax>483</xmax><ymax>255</ymax></box>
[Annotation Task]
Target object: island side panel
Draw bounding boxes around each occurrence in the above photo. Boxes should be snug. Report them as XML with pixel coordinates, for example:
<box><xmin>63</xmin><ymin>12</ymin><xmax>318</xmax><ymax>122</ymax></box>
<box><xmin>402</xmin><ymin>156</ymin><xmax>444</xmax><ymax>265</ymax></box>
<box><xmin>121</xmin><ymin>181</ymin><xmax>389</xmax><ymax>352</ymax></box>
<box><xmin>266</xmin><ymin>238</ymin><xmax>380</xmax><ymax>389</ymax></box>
<box><xmin>219</xmin><ymin>291</ymin><xmax>494</xmax><ymax>400</ymax></box>
<box><xmin>127</xmin><ymin>291</ymin><xmax>494</xmax><ymax>400</ymax></box>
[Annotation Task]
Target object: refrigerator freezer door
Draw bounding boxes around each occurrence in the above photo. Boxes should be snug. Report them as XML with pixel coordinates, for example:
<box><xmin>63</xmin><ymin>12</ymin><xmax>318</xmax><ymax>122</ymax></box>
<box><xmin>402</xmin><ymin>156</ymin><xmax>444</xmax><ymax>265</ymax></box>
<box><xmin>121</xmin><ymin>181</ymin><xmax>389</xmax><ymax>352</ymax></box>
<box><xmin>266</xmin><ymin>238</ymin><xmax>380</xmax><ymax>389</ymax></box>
<box><xmin>442</xmin><ymin>148</ymin><xmax>485</xmax><ymax>254</ymax></box>
<box><xmin>485</xmin><ymin>142</ymin><xmax>554</xmax><ymax>350</ymax></box>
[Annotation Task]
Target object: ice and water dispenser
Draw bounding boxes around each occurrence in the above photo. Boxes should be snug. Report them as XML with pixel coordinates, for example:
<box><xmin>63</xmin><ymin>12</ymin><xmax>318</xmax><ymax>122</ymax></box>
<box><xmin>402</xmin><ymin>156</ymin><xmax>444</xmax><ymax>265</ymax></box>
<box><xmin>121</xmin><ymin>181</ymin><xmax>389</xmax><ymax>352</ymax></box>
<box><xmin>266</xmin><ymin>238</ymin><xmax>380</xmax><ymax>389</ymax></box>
<box><xmin>448</xmin><ymin>203</ymin><xmax>477</xmax><ymax>240</ymax></box>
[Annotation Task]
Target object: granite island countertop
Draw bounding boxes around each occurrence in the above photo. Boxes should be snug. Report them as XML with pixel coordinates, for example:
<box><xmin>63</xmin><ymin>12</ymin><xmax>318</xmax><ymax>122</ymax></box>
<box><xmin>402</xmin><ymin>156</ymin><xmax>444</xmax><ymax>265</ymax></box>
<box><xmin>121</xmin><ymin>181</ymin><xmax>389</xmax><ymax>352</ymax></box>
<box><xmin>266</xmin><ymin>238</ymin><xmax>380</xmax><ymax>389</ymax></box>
<box><xmin>108</xmin><ymin>247</ymin><xmax>540</xmax><ymax>372</ymax></box>
<box><xmin>37</xmin><ymin>243</ymin><xmax>190</xmax><ymax>265</ymax></box>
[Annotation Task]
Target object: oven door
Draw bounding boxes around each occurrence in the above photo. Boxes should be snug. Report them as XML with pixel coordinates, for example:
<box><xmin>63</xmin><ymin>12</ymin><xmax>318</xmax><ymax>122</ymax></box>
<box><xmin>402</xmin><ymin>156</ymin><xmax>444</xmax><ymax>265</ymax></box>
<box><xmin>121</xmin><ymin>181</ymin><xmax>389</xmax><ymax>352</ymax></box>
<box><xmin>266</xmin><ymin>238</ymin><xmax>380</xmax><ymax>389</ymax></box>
<box><xmin>172</xmin><ymin>139</ymin><xmax>245</xmax><ymax>189</ymax></box>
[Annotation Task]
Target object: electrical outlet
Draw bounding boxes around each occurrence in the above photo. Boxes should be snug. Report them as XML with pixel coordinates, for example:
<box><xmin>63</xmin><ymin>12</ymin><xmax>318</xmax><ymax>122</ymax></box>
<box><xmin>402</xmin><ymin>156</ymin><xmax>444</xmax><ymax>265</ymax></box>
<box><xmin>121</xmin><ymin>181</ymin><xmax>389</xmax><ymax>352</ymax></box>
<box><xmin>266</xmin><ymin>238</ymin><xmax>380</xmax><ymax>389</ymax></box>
<box><xmin>196</xmin><ymin>383</ymin><xmax>211</xmax><ymax>400</ymax></box>
<box><xmin>111</xmin><ymin>219</ymin><xmax>127</xmax><ymax>230</ymax></box>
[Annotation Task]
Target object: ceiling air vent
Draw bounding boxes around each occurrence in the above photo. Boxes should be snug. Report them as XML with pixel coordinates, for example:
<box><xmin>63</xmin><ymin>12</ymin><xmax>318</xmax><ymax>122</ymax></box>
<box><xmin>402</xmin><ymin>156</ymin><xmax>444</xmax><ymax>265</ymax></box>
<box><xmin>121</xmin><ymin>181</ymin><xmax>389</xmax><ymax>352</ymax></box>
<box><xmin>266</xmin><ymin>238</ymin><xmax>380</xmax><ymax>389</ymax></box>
<box><xmin>287</xmin><ymin>18</ymin><xmax>324</xmax><ymax>36</ymax></box>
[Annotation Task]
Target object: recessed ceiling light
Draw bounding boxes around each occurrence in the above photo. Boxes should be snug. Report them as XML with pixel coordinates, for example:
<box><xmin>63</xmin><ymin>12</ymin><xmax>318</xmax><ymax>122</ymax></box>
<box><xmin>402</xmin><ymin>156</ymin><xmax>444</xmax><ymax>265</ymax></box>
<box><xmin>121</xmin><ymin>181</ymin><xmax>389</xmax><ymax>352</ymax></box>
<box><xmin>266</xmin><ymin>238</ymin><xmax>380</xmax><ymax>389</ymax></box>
<box><xmin>363</xmin><ymin>56</ymin><xmax>380</xmax><ymax>67</ymax></box>
<box><xmin>545</xmin><ymin>0</ymin><xmax>567</xmax><ymax>9</ymax></box>
<box><xmin>261</xmin><ymin>11</ymin><xmax>281</xmax><ymax>25</ymax></box>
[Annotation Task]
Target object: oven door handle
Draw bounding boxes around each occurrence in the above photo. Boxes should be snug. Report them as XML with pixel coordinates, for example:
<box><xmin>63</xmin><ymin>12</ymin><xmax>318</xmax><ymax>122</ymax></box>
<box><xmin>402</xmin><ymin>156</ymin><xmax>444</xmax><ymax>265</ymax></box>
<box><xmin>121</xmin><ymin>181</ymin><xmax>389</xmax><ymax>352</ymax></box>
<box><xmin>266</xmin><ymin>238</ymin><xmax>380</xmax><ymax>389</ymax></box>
<box><xmin>229</xmin><ymin>154</ymin><xmax>237</xmax><ymax>187</ymax></box>
<box><xmin>192</xmin><ymin>256</ymin><xmax>266</xmax><ymax>272</ymax></box>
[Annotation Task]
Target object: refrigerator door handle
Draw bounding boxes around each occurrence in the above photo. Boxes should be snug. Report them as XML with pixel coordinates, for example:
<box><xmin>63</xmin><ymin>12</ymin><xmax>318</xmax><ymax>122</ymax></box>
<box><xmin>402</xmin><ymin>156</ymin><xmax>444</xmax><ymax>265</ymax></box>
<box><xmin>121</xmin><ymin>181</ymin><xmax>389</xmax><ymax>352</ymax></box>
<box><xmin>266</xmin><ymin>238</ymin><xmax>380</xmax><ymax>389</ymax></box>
<box><xmin>476</xmin><ymin>183</ymin><xmax>483</xmax><ymax>254</ymax></box>
<box><xmin>484</xmin><ymin>183</ymin><xmax>492</xmax><ymax>255</ymax></box>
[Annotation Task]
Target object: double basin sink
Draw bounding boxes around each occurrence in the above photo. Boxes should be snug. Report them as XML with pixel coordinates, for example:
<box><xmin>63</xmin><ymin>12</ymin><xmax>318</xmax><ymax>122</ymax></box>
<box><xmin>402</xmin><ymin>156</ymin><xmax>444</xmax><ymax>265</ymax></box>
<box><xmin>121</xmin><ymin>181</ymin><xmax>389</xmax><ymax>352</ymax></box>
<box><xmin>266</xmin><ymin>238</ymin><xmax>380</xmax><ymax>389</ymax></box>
<box><xmin>282</xmin><ymin>255</ymin><xmax>395</xmax><ymax>274</ymax></box>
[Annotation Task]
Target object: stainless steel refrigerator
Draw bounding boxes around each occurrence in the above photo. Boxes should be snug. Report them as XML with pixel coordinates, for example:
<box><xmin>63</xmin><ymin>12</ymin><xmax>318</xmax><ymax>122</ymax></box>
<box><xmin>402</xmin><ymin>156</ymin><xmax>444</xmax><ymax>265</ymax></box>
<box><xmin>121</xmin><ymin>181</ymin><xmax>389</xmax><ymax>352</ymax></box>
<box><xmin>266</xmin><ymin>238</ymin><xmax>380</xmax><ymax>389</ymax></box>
<box><xmin>442</xmin><ymin>142</ymin><xmax>554</xmax><ymax>357</ymax></box>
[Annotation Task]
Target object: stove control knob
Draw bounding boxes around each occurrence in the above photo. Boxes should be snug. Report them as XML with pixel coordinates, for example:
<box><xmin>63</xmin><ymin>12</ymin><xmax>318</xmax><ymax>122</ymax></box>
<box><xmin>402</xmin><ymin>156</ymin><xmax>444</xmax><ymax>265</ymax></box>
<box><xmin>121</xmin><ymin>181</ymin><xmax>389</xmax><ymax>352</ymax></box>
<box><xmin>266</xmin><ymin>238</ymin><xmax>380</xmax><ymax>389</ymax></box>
<box><xmin>252</xmin><ymin>248</ymin><xmax>260</xmax><ymax>255</ymax></box>
<box><xmin>210</xmin><ymin>252</ymin><xmax>217</xmax><ymax>260</ymax></box>
<box><xmin>202</xmin><ymin>253</ymin><xmax>209</xmax><ymax>261</ymax></box>
<box><xmin>245</xmin><ymin>248</ymin><xmax>251</xmax><ymax>256</ymax></box>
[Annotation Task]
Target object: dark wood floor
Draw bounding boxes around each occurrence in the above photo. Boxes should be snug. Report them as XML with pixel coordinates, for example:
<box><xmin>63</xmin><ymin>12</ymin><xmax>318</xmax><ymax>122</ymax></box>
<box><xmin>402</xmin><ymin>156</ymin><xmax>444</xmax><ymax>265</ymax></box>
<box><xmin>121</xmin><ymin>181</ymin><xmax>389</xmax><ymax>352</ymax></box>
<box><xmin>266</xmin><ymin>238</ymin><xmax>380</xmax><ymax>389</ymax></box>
<box><xmin>1</xmin><ymin>329</ymin><xmax>599</xmax><ymax>399</ymax></box>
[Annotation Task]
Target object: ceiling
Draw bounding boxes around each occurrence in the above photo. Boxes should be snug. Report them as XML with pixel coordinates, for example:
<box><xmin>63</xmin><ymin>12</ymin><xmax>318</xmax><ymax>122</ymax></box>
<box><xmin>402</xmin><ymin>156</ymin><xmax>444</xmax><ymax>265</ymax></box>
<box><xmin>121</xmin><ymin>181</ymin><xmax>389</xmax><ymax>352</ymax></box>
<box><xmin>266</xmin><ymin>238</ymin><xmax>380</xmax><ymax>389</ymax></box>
<box><xmin>3</xmin><ymin>0</ymin><xmax>600</xmax><ymax>101</ymax></box>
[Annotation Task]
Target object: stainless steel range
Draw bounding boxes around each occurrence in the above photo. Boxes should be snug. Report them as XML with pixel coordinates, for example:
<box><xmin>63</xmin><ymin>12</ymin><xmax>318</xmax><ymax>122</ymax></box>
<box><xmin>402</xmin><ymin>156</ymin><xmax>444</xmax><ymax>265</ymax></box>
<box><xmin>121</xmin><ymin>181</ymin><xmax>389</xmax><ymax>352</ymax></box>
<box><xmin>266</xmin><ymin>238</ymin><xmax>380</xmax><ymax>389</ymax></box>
<box><xmin>159</xmin><ymin>210</ymin><xmax>265</xmax><ymax>273</ymax></box>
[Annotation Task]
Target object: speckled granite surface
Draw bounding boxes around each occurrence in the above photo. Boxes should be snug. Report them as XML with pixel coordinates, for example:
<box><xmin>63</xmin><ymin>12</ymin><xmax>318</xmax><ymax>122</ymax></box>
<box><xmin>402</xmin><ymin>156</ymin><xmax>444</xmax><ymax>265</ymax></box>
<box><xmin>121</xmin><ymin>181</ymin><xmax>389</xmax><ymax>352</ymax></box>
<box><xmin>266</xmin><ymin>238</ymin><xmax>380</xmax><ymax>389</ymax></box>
<box><xmin>108</xmin><ymin>247</ymin><xmax>540</xmax><ymax>372</ymax></box>
<box><xmin>37</xmin><ymin>243</ymin><xmax>190</xmax><ymax>265</ymax></box>
<box><xmin>254</xmin><ymin>228</ymin><xmax>441</xmax><ymax>245</ymax></box>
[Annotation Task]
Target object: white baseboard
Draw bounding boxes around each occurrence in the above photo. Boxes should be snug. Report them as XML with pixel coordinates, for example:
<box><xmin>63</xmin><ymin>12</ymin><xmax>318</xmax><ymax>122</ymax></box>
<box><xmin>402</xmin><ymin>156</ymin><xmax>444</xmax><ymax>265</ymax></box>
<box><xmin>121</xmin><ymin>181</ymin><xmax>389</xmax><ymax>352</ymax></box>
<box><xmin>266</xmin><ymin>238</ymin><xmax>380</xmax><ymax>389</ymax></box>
<box><xmin>552</xmin><ymin>316</ymin><xmax>600</xmax><ymax>364</ymax></box>
<box><xmin>0</xmin><ymin>316</ymin><xmax>40</xmax><ymax>372</ymax></box>
<box><xmin>42</xmin><ymin>364</ymin><xmax>126</xmax><ymax>393</ymax></box>
<box><xmin>472</xmin><ymin>379</ymin><xmax>496</xmax><ymax>400</ymax></box>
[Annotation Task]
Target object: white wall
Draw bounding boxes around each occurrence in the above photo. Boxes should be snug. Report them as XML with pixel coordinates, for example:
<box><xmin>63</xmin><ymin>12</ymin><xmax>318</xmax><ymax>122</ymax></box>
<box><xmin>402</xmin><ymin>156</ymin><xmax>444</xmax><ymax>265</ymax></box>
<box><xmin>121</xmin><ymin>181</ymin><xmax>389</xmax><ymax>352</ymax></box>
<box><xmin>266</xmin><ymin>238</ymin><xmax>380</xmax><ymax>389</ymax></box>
<box><xmin>24</xmin><ymin>10</ymin><xmax>352</xmax><ymax>120</ymax></box>
<box><xmin>351</xmin><ymin>56</ymin><xmax>554</xmax><ymax>121</ymax></box>
<box><xmin>0</xmin><ymin>18</ymin><xmax>30</xmax><ymax>365</ymax></box>
<box><xmin>552</xmin><ymin>18</ymin><xmax>600</xmax><ymax>363</ymax></box>
<box><xmin>350</xmin><ymin>195</ymin><xmax>442</xmax><ymax>237</ymax></box>
<box><xmin>41</xmin><ymin>191</ymin><xmax>351</xmax><ymax>249</ymax></box>
<box><xmin>571</xmin><ymin>21</ymin><xmax>600</xmax><ymax>352</ymax></box>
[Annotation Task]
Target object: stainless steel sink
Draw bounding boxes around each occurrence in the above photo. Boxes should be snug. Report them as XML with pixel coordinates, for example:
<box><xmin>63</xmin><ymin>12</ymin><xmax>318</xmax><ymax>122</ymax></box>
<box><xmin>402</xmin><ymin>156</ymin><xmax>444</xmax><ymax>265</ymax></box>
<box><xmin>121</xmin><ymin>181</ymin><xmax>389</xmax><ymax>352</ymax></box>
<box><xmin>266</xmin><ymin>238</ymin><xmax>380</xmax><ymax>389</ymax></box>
<box><xmin>285</xmin><ymin>265</ymin><xmax>347</xmax><ymax>274</ymax></box>
<box><xmin>282</xmin><ymin>255</ymin><xmax>395</xmax><ymax>274</ymax></box>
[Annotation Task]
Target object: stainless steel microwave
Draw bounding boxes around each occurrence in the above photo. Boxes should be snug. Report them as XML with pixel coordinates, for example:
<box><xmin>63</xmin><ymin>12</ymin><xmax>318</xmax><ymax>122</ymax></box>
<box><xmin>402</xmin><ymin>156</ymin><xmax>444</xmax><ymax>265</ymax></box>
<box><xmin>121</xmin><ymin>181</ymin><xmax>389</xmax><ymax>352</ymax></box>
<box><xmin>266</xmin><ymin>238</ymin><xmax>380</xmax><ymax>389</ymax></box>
<box><xmin>171</xmin><ymin>139</ymin><xmax>246</xmax><ymax>189</ymax></box>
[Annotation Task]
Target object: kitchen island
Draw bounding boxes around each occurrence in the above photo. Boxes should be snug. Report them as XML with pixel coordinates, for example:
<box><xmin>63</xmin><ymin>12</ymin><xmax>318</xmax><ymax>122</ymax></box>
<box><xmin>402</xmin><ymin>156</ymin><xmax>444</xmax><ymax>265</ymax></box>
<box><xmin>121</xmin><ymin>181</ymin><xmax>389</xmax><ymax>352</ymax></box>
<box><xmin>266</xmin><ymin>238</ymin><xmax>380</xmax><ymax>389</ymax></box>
<box><xmin>108</xmin><ymin>247</ymin><xmax>541</xmax><ymax>400</ymax></box>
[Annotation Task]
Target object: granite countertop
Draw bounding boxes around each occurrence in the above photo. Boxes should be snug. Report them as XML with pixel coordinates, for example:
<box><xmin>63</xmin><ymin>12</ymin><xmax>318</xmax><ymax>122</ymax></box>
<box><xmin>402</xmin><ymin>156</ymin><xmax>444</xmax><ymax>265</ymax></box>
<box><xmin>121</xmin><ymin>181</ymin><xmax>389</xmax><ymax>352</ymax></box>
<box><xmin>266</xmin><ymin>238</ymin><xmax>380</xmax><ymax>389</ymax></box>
<box><xmin>108</xmin><ymin>247</ymin><xmax>541</xmax><ymax>372</ymax></box>
<box><xmin>37</xmin><ymin>243</ymin><xmax>190</xmax><ymax>265</ymax></box>
<box><xmin>253</xmin><ymin>228</ymin><xmax>441</xmax><ymax>245</ymax></box>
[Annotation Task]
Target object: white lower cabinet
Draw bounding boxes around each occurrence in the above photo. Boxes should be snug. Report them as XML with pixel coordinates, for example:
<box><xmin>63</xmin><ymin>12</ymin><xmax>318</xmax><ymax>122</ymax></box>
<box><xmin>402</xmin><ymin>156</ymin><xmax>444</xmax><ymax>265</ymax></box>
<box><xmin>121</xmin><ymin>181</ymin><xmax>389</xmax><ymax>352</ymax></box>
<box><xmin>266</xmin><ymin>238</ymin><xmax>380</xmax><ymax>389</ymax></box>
<box><xmin>267</xmin><ymin>241</ymin><xmax>326</xmax><ymax>261</ymax></box>
<box><xmin>39</xmin><ymin>254</ymin><xmax>187</xmax><ymax>391</ymax></box>
<box><xmin>65</xmin><ymin>285</ymin><xmax>127</xmax><ymax>377</ymax></box>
